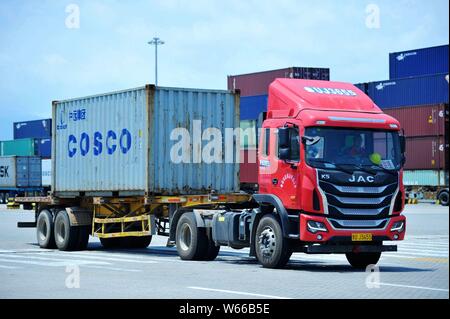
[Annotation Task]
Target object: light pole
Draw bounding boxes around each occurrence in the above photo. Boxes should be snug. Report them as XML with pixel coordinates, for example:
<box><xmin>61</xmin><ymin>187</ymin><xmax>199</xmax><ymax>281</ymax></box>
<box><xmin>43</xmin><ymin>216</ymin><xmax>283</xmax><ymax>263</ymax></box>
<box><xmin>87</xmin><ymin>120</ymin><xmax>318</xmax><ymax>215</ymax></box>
<box><xmin>148</xmin><ymin>37</ymin><xmax>165</xmax><ymax>86</ymax></box>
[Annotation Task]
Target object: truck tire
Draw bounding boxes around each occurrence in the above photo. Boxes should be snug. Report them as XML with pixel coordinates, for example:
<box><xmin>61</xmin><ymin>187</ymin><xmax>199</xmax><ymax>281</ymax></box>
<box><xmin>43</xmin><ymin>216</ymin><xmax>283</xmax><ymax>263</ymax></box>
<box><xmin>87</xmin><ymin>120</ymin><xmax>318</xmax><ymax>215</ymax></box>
<box><xmin>0</xmin><ymin>193</ymin><xmax>4</xmax><ymax>204</ymax></box>
<box><xmin>76</xmin><ymin>226</ymin><xmax>90</xmax><ymax>250</ymax></box>
<box><xmin>346</xmin><ymin>252</ymin><xmax>381</xmax><ymax>269</ymax></box>
<box><xmin>121</xmin><ymin>236</ymin><xmax>152</xmax><ymax>249</ymax></box>
<box><xmin>202</xmin><ymin>237</ymin><xmax>220</xmax><ymax>261</ymax></box>
<box><xmin>100</xmin><ymin>237</ymin><xmax>121</xmax><ymax>249</ymax></box>
<box><xmin>36</xmin><ymin>209</ymin><xmax>56</xmax><ymax>249</ymax></box>
<box><xmin>255</xmin><ymin>215</ymin><xmax>292</xmax><ymax>268</ymax></box>
<box><xmin>54</xmin><ymin>210</ymin><xmax>81</xmax><ymax>251</ymax></box>
<box><xmin>438</xmin><ymin>191</ymin><xmax>449</xmax><ymax>207</ymax></box>
<box><xmin>176</xmin><ymin>212</ymin><xmax>208</xmax><ymax>260</ymax></box>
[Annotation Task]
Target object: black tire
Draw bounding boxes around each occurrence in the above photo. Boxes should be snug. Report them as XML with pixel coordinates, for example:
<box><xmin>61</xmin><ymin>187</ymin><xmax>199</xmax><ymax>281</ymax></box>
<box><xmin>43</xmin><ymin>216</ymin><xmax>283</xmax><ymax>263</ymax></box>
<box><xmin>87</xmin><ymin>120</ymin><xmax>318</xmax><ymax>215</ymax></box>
<box><xmin>0</xmin><ymin>193</ymin><xmax>5</xmax><ymax>204</ymax></box>
<box><xmin>176</xmin><ymin>212</ymin><xmax>208</xmax><ymax>260</ymax></box>
<box><xmin>76</xmin><ymin>226</ymin><xmax>90</xmax><ymax>250</ymax></box>
<box><xmin>36</xmin><ymin>209</ymin><xmax>56</xmax><ymax>249</ymax></box>
<box><xmin>100</xmin><ymin>237</ymin><xmax>121</xmax><ymax>249</ymax></box>
<box><xmin>438</xmin><ymin>191</ymin><xmax>449</xmax><ymax>207</ymax></box>
<box><xmin>54</xmin><ymin>210</ymin><xmax>80</xmax><ymax>251</ymax></box>
<box><xmin>346</xmin><ymin>252</ymin><xmax>381</xmax><ymax>269</ymax></box>
<box><xmin>255</xmin><ymin>215</ymin><xmax>292</xmax><ymax>268</ymax></box>
<box><xmin>121</xmin><ymin>236</ymin><xmax>152</xmax><ymax>249</ymax></box>
<box><xmin>202</xmin><ymin>236</ymin><xmax>220</xmax><ymax>261</ymax></box>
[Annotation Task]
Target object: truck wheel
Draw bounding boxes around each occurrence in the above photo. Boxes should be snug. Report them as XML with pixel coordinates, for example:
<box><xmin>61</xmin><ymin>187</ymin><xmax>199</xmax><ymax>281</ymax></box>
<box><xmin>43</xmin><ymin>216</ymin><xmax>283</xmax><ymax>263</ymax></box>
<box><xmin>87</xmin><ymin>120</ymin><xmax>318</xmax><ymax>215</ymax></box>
<box><xmin>0</xmin><ymin>193</ymin><xmax>4</xmax><ymax>204</ymax></box>
<box><xmin>121</xmin><ymin>236</ymin><xmax>152</xmax><ymax>249</ymax></box>
<box><xmin>255</xmin><ymin>215</ymin><xmax>292</xmax><ymax>268</ymax></box>
<box><xmin>100</xmin><ymin>237</ymin><xmax>121</xmax><ymax>249</ymax></box>
<box><xmin>346</xmin><ymin>252</ymin><xmax>381</xmax><ymax>269</ymax></box>
<box><xmin>438</xmin><ymin>191</ymin><xmax>449</xmax><ymax>207</ymax></box>
<box><xmin>54</xmin><ymin>210</ymin><xmax>80</xmax><ymax>251</ymax></box>
<box><xmin>36</xmin><ymin>210</ymin><xmax>56</xmax><ymax>249</ymax></box>
<box><xmin>76</xmin><ymin>226</ymin><xmax>90</xmax><ymax>250</ymax></box>
<box><xmin>176</xmin><ymin>212</ymin><xmax>208</xmax><ymax>260</ymax></box>
<box><xmin>202</xmin><ymin>237</ymin><xmax>220</xmax><ymax>261</ymax></box>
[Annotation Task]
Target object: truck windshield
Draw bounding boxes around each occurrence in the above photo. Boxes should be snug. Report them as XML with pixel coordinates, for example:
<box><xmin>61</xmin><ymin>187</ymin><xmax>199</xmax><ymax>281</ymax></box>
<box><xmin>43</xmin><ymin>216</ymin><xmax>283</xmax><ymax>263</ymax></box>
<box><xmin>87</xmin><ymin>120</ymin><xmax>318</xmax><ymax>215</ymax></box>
<box><xmin>305</xmin><ymin>127</ymin><xmax>402</xmax><ymax>171</ymax></box>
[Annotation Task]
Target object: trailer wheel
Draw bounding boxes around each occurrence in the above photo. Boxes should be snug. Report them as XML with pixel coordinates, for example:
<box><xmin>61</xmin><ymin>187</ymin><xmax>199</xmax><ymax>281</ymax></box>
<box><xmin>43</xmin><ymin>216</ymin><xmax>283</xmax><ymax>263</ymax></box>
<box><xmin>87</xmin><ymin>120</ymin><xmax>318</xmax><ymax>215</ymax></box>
<box><xmin>36</xmin><ymin>210</ymin><xmax>56</xmax><ymax>249</ymax></box>
<box><xmin>438</xmin><ymin>191</ymin><xmax>449</xmax><ymax>207</ymax></box>
<box><xmin>202</xmin><ymin>237</ymin><xmax>220</xmax><ymax>261</ymax></box>
<box><xmin>100</xmin><ymin>237</ymin><xmax>121</xmax><ymax>249</ymax></box>
<box><xmin>0</xmin><ymin>193</ymin><xmax>5</xmax><ymax>204</ymax></box>
<box><xmin>76</xmin><ymin>226</ymin><xmax>90</xmax><ymax>250</ymax></box>
<box><xmin>255</xmin><ymin>215</ymin><xmax>292</xmax><ymax>268</ymax></box>
<box><xmin>176</xmin><ymin>212</ymin><xmax>208</xmax><ymax>260</ymax></box>
<box><xmin>346</xmin><ymin>252</ymin><xmax>381</xmax><ymax>269</ymax></box>
<box><xmin>54</xmin><ymin>210</ymin><xmax>81</xmax><ymax>251</ymax></box>
<box><xmin>121</xmin><ymin>236</ymin><xmax>152</xmax><ymax>249</ymax></box>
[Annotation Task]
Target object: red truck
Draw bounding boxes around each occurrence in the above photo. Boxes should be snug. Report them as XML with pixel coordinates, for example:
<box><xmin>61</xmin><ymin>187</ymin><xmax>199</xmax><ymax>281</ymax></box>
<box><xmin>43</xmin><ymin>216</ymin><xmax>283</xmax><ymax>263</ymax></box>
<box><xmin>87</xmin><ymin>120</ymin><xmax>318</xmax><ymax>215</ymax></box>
<box><xmin>17</xmin><ymin>79</ymin><xmax>406</xmax><ymax>269</ymax></box>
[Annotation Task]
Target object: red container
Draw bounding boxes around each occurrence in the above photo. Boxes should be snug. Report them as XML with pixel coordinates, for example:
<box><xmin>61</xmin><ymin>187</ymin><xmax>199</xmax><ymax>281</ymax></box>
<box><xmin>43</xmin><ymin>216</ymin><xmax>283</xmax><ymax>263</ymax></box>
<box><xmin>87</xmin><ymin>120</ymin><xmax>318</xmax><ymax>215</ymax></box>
<box><xmin>240</xmin><ymin>149</ymin><xmax>258</xmax><ymax>185</ymax></box>
<box><xmin>404</xmin><ymin>136</ymin><xmax>447</xmax><ymax>170</ymax></box>
<box><xmin>228</xmin><ymin>67</ymin><xmax>330</xmax><ymax>97</ymax></box>
<box><xmin>384</xmin><ymin>104</ymin><xmax>448</xmax><ymax>137</ymax></box>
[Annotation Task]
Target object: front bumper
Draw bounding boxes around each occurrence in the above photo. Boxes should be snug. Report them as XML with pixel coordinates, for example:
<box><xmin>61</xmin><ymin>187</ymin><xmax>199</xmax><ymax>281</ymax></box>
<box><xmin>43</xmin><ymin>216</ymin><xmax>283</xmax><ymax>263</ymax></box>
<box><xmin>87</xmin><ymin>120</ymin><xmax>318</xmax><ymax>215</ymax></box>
<box><xmin>299</xmin><ymin>213</ymin><xmax>406</xmax><ymax>243</ymax></box>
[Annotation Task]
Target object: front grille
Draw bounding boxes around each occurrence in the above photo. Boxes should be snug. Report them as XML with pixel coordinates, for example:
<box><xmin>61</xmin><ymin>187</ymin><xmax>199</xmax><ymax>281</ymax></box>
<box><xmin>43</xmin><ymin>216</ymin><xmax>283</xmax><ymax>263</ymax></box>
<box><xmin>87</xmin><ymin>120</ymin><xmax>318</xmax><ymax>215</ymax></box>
<box><xmin>318</xmin><ymin>170</ymin><xmax>399</xmax><ymax>220</ymax></box>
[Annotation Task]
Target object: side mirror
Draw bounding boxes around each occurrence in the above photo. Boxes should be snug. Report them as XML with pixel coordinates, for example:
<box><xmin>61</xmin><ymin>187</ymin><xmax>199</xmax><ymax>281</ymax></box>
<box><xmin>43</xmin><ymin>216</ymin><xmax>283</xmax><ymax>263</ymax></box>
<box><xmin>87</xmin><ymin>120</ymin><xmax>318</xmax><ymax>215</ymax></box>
<box><xmin>278</xmin><ymin>127</ymin><xmax>290</xmax><ymax>160</ymax></box>
<box><xmin>399</xmin><ymin>135</ymin><xmax>406</xmax><ymax>154</ymax></box>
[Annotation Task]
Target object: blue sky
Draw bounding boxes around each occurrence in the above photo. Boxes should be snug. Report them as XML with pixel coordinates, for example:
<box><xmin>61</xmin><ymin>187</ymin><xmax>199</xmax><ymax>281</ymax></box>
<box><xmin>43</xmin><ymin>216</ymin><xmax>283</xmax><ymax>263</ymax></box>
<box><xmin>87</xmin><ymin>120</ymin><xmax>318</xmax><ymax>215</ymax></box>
<box><xmin>0</xmin><ymin>0</ymin><xmax>448</xmax><ymax>140</ymax></box>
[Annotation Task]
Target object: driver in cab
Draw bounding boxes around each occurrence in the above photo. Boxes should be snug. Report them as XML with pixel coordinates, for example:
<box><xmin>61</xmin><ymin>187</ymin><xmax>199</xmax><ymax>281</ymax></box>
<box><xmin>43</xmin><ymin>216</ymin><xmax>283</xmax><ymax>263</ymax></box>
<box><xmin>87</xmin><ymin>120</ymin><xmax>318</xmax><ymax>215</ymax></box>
<box><xmin>343</xmin><ymin>135</ymin><xmax>367</xmax><ymax>157</ymax></box>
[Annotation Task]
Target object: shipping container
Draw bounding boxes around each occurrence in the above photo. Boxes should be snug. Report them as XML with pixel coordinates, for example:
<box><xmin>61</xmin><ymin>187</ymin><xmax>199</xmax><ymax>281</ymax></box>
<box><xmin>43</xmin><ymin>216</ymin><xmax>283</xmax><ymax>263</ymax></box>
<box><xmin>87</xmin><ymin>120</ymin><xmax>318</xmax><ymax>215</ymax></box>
<box><xmin>53</xmin><ymin>85</ymin><xmax>240</xmax><ymax>195</ymax></box>
<box><xmin>240</xmin><ymin>120</ymin><xmax>257</xmax><ymax>149</ymax></box>
<box><xmin>228</xmin><ymin>67</ymin><xmax>330</xmax><ymax>96</ymax></box>
<box><xmin>13</xmin><ymin>118</ymin><xmax>52</xmax><ymax>139</ymax></box>
<box><xmin>0</xmin><ymin>156</ymin><xmax>42</xmax><ymax>189</ymax></box>
<box><xmin>240</xmin><ymin>95</ymin><xmax>268</xmax><ymax>120</ymax></box>
<box><xmin>389</xmin><ymin>45</ymin><xmax>449</xmax><ymax>79</ymax></box>
<box><xmin>42</xmin><ymin>158</ymin><xmax>51</xmax><ymax>187</ymax></box>
<box><xmin>404</xmin><ymin>136</ymin><xmax>447</xmax><ymax>170</ymax></box>
<box><xmin>403</xmin><ymin>170</ymin><xmax>449</xmax><ymax>187</ymax></box>
<box><xmin>36</xmin><ymin>138</ymin><xmax>51</xmax><ymax>158</ymax></box>
<box><xmin>354</xmin><ymin>83</ymin><xmax>368</xmax><ymax>95</ymax></box>
<box><xmin>384</xmin><ymin>104</ymin><xmax>448</xmax><ymax>137</ymax></box>
<box><xmin>0</xmin><ymin>138</ymin><xmax>37</xmax><ymax>156</ymax></box>
<box><xmin>367</xmin><ymin>73</ymin><xmax>449</xmax><ymax>108</ymax></box>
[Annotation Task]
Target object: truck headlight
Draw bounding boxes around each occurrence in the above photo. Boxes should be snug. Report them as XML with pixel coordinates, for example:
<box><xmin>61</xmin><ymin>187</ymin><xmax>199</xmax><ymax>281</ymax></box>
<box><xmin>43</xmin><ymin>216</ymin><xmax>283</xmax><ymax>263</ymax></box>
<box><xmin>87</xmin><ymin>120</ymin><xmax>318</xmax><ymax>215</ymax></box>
<box><xmin>390</xmin><ymin>221</ymin><xmax>405</xmax><ymax>232</ymax></box>
<box><xmin>307</xmin><ymin>221</ymin><xmax>328</xmax><ymax>233</ymax></box>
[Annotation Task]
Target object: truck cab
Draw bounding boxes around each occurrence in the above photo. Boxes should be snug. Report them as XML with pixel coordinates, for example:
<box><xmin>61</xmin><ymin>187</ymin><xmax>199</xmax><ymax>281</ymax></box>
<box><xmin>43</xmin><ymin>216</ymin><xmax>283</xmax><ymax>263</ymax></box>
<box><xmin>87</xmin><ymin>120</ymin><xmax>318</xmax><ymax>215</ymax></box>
<box><xmin>254</xmin><ymin>79</ymin><xmax>406</xmax><ymax>267</ymax></box>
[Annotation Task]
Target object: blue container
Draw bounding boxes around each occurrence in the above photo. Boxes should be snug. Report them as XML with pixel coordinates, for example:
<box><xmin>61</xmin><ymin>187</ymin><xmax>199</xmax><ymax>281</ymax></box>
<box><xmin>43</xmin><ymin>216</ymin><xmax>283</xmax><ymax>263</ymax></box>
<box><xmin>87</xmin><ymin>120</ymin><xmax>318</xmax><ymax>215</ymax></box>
<box><xmin>354</xmin><ymin>83</ymin><xmax>368</xmax><ymax>94</ymax></box>
<box><xmin>13</xmin><ymin>119</ymin><xmax>52</xmax><ymax>139</ymax></box>
<box><xmin>36</xmin><ymin>138</ymin><xmax>51</xmax><ymax>158</ymax></box>
<box><xmin>389</xmin><ymin>45</ymin><xmax>449</xmax><ymax>79</ymax></box>
<box><xmin>367</xmin><ymin>73</ymin><xmax>449</xmax><ymax>109</ymax></box>
<box><xmin>240</xmin><ymin>95</ymin><xmax>268</xmax><ymax>120</ymax></box>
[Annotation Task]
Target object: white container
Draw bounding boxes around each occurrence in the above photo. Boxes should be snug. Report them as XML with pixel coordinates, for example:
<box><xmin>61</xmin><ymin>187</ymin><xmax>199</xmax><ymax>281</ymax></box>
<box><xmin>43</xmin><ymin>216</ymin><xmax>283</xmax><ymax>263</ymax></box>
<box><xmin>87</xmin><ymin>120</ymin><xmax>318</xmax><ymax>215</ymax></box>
<box><xmin>42</xmin><ymin>159</ymin><xmax>52</xmax><ymax>187</ymax></box>
<box><xmin>52</xmin><ymin>85</ymin><xmax>240</xmax><ymax>196</ymax></box>
<box><xmin>0</xmin><ymin>156</ymin><xmax>42</xmax><ymax>188</ymax></box>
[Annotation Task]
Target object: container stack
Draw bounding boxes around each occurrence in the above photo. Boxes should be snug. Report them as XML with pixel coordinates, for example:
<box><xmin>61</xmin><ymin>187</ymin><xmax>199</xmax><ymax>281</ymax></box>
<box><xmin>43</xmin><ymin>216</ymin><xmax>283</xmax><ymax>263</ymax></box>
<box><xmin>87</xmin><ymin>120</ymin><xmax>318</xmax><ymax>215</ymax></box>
<box><xmin>357</xmin><ymin>45</ymin><xmax>449</xmax><ymax>188</ymax></box>
<box><xmin>228</xmin><ymin>67</ymin><xmax>330</xmax><ymax>188</ymax></box>
<box><xmin>0</xmin><ymin>119</ymin><xmax>52</xmax><ymax>158</ymax></box>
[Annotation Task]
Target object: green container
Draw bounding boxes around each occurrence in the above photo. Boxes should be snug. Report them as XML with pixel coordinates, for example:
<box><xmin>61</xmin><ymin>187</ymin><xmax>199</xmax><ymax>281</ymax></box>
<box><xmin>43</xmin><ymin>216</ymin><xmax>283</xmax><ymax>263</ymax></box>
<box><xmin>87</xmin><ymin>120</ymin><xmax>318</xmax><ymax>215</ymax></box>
<box><xmin>0</xmin><ymin>138</ymin><xmax>37</xmax><ymax>156</ymax></box>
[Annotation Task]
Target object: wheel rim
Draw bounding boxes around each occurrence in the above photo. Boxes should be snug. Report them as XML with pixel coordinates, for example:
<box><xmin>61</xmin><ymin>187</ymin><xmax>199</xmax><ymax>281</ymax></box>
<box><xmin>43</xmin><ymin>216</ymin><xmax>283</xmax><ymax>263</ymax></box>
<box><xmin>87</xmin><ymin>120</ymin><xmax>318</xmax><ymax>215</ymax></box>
<box><xmin>38</xmin><ymin>218</ymin><xmax>47</xmax><ymax>242</ymax></box>
<box><xmin>56</xmin><ymin>220</ymin><xmax>66</xmax><ymax>243</ymax></box>
<box><xmin>258</xmin><ymin>226</ymin><xmax>276</xmax><ymax>258</ymax></box>
<box><xmin>441</xmin><ymin>194</ymin><xmax>449</xmax><ymax>205</ymax></box>
<box><xmin>179</xmin><ymin>223</ymin><xmax>192</xmax><ymax>251</ymax></box>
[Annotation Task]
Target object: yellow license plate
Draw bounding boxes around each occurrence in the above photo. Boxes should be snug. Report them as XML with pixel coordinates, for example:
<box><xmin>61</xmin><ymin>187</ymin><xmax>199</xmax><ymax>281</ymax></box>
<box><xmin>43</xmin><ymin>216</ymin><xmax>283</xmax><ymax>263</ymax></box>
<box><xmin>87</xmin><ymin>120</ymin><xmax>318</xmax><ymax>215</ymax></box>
<box><xmin>352</xmin><ymin>233</ymin><xmax>373</xmax><ymax>241</ymax></box>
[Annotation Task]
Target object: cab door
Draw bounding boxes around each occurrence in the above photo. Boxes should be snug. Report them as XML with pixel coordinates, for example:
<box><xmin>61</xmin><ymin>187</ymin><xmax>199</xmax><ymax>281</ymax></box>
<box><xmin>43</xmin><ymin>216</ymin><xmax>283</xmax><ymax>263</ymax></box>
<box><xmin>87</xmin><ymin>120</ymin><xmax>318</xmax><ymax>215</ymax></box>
<box><xmin>258</xmin><ymin>123</ymin><xmax>300</xmax><ymax>209</ymax></box>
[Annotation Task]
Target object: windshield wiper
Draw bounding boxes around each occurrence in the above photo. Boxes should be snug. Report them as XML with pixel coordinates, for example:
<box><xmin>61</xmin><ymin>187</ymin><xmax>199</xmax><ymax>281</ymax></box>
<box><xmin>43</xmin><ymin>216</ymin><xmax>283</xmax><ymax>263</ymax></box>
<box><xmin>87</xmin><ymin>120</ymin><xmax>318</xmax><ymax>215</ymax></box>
<box><xmin>367</xmin><ymin>164</ymin><xmax>398</xmax><ymax>176</ymax></box>
<box><xmin>353</xmin><ymin>164</ymin><xmax>377</xmax><ymax>176</ymax></box>
<box><xmin>308</xmin><ymin>160</ymin><xmax>354</xmax><ymax>175</ymax></box>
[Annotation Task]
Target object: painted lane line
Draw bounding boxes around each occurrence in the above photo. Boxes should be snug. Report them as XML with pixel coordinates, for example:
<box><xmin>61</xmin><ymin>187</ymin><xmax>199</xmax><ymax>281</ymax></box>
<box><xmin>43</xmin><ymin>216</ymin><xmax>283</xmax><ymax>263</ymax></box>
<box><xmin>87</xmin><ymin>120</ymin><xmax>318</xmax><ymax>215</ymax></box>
<box><xmin>187</xmin><ymin>286</ymin><xmax>291</xmax><ymax>299</ymax></box>
<box><xmin>378</xmin><ymin>282</ymin><xmax>449</xmax><ymax>292</ymax></box>
<box><xmin>29</xmin><ymin>252</ymin><xmax>158</xmax><ymax>264</ymax></box>
<box><xmin>397</xmin><ymin>247</ymin><xmax>448</xmax><ymax>254</ymax></box>
<box><xmin>83</xmin><ymin>265</ymin><xmax>142</xmax><ymax>272</ymax></box>
<box><xmin>0</xmin><ymin>254</ymin><xmax>110</xmax><ymax>266</ymax></box>
<box><xmin>398</xmin><ymin>242</ymin><xmax>449</xmax><ymax>248</ymax></box>
<box><xmin>0</xmin><ymin>264</ymin><xmax>21</xmax><ymax>269</ymax></box>
<box><xmin>0</xmin><ymin>258</ymin><xmax>106</xmax><ymax>267</ymax></box>
<box><xmin>394</xmin><ymin>251</ymin><xmax>448</xmax><ymax>257</ymax></box>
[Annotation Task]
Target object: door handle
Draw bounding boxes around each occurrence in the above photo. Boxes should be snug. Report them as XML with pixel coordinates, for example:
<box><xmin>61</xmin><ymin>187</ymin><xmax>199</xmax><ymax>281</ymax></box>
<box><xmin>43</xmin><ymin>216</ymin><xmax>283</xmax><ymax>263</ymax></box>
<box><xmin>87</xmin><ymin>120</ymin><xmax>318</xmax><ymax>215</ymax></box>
<box><xmin>272</xmin><ymin>179</ymin><xmax>278</xmax><ymax>185</ymax></box>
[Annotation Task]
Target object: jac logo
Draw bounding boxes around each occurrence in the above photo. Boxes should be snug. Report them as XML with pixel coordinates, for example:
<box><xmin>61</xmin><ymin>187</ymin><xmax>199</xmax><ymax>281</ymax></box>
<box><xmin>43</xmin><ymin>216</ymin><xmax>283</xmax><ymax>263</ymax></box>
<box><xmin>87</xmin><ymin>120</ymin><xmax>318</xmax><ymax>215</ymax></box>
<box><xmin>349</xmin><ymin>175</ymin><xmax>375</xmax><ymax>183</ymax></box>
<box><xmin>0</xmin><ymin>166</ymin><xmax>9</xmax><ymax>178</ymax></box>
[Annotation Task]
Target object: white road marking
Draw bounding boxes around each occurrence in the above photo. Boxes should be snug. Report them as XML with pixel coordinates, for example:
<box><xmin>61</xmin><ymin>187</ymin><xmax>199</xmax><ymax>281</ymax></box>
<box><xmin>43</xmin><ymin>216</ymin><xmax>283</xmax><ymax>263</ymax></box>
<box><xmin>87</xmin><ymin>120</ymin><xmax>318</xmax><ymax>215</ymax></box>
<box><xmin>395</xmin><ymin>250</ymin><xmax>448</xmax><ymax>257</ymax></box>
<box><xmin>83</xmin><ymin>265</ymin><xmax>142</xmax><ymax>272</ymax></box>
<box><xmin>378</xmin><ymin>282</ymin><xmax>449</xmax><ymax>292</ymax></box>
<box><xmin>29</xmin><ymin>252</ymin><xmax>158</xmax><ymax>264</ymax></box>
<box><xmin>0</xmin><ymin>254</ymin><xmax>110</xmax><ymax>266</ymax></box>
<box><xmin>187</xmin><ymin>286</ymin><xmax>291</xmax><ymax>299</ymax></box>
<box><xmin>398</xmin><ymin>242</ymin><xmax>449</xmax><ymax>248</ymax></box>
<box><xmin>0</xmin><ymin>258</ymin><xmax>106</xmax><ymax>267</ymax></box>
<box><xmin>0</xmin><ymin>264</ymin><xmax>21</xmax><ymax>269</ymax></box>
